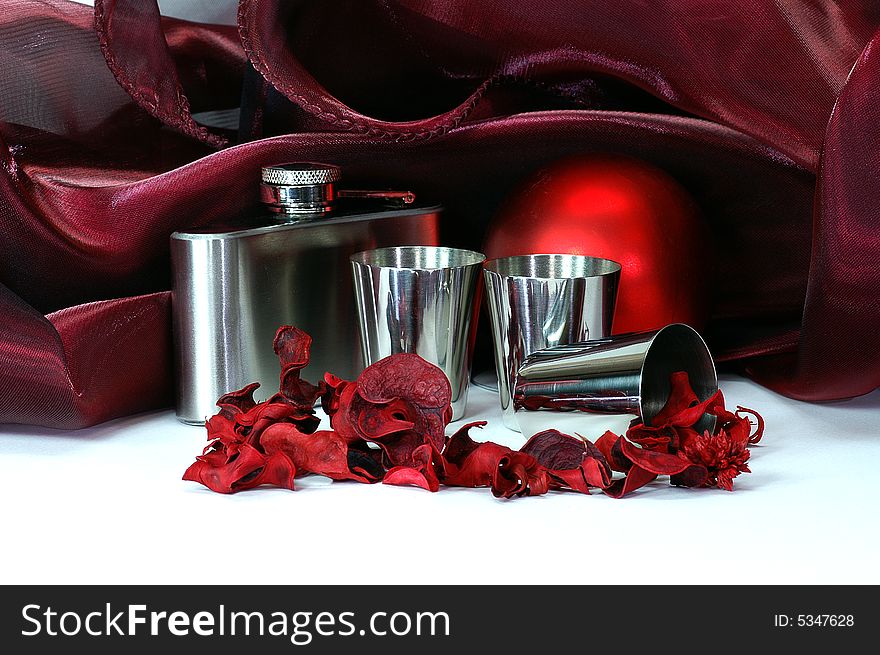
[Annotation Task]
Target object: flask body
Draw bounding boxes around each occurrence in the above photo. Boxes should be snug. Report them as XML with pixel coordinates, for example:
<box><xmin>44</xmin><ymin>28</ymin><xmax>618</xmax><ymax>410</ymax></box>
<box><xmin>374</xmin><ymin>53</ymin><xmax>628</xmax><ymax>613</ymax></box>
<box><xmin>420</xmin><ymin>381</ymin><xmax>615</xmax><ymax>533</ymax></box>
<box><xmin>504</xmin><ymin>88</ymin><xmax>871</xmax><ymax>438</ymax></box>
<box><xmin>171</xmin><ymin>204</ymin><xmax>441</xmax><ymax>424</ymax></box>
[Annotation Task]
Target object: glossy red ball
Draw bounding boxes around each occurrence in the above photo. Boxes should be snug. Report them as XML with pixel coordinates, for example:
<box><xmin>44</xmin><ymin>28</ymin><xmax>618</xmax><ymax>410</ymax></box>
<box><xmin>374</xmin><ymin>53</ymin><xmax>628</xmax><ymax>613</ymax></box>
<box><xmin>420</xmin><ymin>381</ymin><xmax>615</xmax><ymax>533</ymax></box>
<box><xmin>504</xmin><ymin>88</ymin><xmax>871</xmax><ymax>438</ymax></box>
<box><xmin>483</xmin><ymin>155</ymin><xmax>709</xmax><ymax>334</ymax></box>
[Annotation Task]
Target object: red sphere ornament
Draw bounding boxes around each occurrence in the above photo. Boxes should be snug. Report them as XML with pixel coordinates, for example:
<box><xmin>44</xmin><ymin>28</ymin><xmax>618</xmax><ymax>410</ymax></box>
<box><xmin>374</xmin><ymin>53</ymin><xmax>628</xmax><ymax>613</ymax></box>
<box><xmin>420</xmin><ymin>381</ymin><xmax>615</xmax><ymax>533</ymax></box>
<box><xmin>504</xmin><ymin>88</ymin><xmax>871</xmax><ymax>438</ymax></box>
<box><xmin>483</xmin><ymin>155</ymin><xmax>709</xmax><ymax>334</ymax></box>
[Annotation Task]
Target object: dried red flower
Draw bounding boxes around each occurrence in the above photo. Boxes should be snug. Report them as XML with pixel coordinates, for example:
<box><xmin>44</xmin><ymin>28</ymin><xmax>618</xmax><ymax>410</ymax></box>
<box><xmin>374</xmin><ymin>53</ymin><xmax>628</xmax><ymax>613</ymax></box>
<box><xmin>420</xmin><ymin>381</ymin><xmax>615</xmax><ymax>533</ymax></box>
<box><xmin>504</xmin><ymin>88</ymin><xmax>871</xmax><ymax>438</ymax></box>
<box><xmin>183</xmin><ymin>326</ymin><xmax>457</xmax><ymax>493</ymax></box>
<box><xmin>677</xmin><ymin>423</ymin><xmax>752</xmax><ymax>492</ymax></box>
<box><xmin>183</xmin><ymin>326</ymin><xmax>764</xmax><ymax>500</ymax></box>
<box><xmin>355</xmin><ymin>353</ymin><xmax>451</xmax><ymax>449</ymax></box>
<box><xmin>330</xmin><ymin>353</ymin><xmax>451</xmax><ymax>469</ymax></box>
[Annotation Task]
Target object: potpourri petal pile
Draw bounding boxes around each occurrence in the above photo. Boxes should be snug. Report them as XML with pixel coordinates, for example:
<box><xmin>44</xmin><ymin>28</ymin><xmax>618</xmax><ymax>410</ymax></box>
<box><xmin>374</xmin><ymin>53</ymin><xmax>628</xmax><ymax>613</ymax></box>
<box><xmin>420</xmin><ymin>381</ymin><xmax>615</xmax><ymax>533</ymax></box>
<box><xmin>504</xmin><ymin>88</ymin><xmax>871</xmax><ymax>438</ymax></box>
<box><xmin>184</xmin><ymin>327</ymin><xmax>764</xmax><ymax>497</ymax></box>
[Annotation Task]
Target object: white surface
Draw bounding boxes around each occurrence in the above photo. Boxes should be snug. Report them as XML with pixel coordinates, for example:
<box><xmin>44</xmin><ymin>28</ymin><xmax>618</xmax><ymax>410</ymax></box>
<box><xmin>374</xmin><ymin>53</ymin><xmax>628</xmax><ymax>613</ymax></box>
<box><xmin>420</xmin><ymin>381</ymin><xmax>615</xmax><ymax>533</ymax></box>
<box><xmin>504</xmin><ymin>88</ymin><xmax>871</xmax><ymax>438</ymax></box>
<box><xmin>1</xmin><ymin>375</ymin><xmax>879</xmax><ymax>585</ymax></box>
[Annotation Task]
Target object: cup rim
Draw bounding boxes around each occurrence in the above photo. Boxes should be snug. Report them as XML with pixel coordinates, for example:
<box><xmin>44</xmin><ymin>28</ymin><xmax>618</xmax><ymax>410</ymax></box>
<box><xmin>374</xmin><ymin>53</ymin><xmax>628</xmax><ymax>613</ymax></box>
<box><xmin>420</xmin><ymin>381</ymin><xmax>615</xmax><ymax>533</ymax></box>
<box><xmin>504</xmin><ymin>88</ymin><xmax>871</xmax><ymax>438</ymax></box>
<box><xmin>350</xmin><ymin>245</ymin><xmax>486</xmax><ymax>270</ymax></box>
<box><xmin>482</xmin><ymin>253</ymin><xmax>622</xmax><ymax>279</ymax></box>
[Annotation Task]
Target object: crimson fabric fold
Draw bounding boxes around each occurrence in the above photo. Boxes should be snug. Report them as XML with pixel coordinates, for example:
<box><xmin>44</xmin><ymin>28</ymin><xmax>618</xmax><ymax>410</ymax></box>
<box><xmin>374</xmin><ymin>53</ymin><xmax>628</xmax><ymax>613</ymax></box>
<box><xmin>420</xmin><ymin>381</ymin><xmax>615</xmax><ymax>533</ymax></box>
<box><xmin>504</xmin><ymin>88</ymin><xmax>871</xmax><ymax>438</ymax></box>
<box><xmin>0</xmin><ymin>0</ymin><xmax>879</xmax><ymax>429</ymax></box>
<box><xmin>94</xmin><ymin>0</ymin><xmax>229</xmax><ymax>147</ymax></box>
<box><xmin>0</xmin><ymin>285</ymin><xmax>171</xmax><ymax>429</ymax></box>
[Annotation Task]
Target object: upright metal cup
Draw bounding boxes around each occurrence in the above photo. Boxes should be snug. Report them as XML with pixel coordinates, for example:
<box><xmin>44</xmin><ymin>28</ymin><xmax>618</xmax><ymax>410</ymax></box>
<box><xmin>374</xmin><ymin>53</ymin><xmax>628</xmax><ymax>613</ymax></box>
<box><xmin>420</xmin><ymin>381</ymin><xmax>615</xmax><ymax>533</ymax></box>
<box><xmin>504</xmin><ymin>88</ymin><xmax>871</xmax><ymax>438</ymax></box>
<box><xmin>483</xmin><ymin>254</ymin><xmax>621</xmax><ymax>430</ymax></box>
<box><xmin>351</xmin><ymin>246</ymin><xmax>486</xmax><ymax>420</ymax></box>
<box><xmin>513</xmin><ymin>323</ymin><xmax>718</xmax><ymax>440</ymax></box>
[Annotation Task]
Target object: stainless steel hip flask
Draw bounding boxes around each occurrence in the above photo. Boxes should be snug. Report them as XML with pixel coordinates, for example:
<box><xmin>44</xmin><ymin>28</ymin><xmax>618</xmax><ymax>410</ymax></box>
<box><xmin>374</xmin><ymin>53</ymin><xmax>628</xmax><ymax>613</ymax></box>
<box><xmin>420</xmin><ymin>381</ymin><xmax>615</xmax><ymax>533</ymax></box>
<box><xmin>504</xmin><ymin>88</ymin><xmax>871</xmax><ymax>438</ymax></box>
<box><xmin>170</xmin><ymin>163</ymin><xmax>441</xmax><ymax>424</ymax></box>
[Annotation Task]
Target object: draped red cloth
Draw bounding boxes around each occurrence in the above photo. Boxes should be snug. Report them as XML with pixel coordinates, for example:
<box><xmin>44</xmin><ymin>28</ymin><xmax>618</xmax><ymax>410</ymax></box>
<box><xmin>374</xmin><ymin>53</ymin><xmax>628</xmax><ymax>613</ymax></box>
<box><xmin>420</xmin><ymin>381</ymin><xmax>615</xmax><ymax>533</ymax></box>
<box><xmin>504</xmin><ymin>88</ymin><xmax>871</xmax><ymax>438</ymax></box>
<box><xmin>1</xmin><ymin>0</ymin><xmax>878</xmax><ymax>428</ymax></box>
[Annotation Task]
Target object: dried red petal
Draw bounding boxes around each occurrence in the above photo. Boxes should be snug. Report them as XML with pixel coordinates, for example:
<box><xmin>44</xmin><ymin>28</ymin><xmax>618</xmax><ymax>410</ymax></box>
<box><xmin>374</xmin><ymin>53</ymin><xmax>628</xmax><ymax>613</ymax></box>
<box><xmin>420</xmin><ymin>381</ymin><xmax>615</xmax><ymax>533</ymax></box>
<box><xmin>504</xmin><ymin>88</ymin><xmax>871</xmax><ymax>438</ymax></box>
<box><xmin>495</xmin><ymin>451</ymin><xmax>549</xmax><ymax>498</ymax></box>
<box><xmin>237</xmin><ymin>395</ymin><xmax>321</xmax><ymax>442</ymax></box>
<box><xmin>625</xmin><ymin>424</ymin><xmax>679</xmax><ymax>453</ymax></box>
<box><xmin>274</xmin><ymin>325</ymin><xmax>309</xmax><ymax>365</ymax></box>
<box><xmin>377</xmin><ymin>431</ymin><xmax>436</xmax><ymax>470</ymax></box>
<box><xmin>737</xmin><ymin>407</ymin><xmax>765</xmax><ymax>445</ymax></box>
<box><xmin>664</xmin><ymin>389</ymin><xmax>723</xmax><ymax>428</ymax></box>
<box><xmin>579</xmin><ymin>448</ymin><xmax>613</xmax><ymax>488</ymax></box>
<box><xmin>651</xmin><ymin>371</ymin><xmax>722</xmax><ymax>428</ymax></box>
<box><xmin>320</xmin><ymin>372</ymin><xmax>348</xmax><ymax>417</ymax></box>
<box><xmin>619</xmin><ymin>437</ymin><xmax>706</xmax><ymax>478</ymax></box>
<box><xmin>328</xmin><ymin>383</ymin><xmax>363</xmax><ymax>443</ymax></box>
<box><xmin>383</xmin><ymin>444</ymin><xmax>440</xmax><ymax>492</ymax></box>
<box><xmin>443</xmin><ymin>434</ymin><xmax>510</xmax><ymax>488</ymax></box>
<box><xmin>442</xmin><ymin>422</ymin><xmax>548</xmax><ymax>498</ymax></box>
<box><xmin>273</xmin><ymin>325</ymin><xmax>324</xmax><ymax>407</ymax></box>
<box><xmin>215</xmin><ymin>382</ymin><xmax>261</xmax><ymax>419</ymax></box>
<box><xmin>357</xmin><ymin>353</ymin><xmax>451</xmax><ymax>410</ymax></box>
<box><xmin>346</xmin><ymin>443</ymin><xmax>386</xmax><ymax>480</ymax></box>
<box><xmin>260</xmin><ymin>423</ymin><xmax>376</xmax><ymax>483</ymax></box>
<box><xmin>205</xmin><ymin>412</ymin><xmax>242</xmax><ymax>445</ymax></box>
<box><xmin>256</xmin><ymin>452</ymin><xmax>299</xmax><ymax>491</ymax></box>
<box><xmin>384</xmin><ymin>467</ymin><xmax>436</xmax><ymax>492</ymax></box>
<box><xmin>443</xmin><ymin>421</ymin><xmax>487</xmax><ymax>462</ymax></box>
<box><xmin>443</xmin><ymin>440</ymin><xmax>516</xmax><ymax>491</ymax></box>
<box><xmin>651</xmin><ymin>371</ymin><xmax>698</xmax><ymax>424</ymax></box>
<box><xmin>603</xmin><ymin>466</ymin><xmax>657</xmax><ymax>499</ymax></box>
<box><xmin>195</xmin><ymin>445</ymin><xmax>228</xmax><ymax>467</ymax></box>
<box><xmin>706</xmin><ymin>396</ymin><xmax>764</xmax><ymax>447</ymax></box>
<box><xmin>183</xmin><ymin>443</ymin><xmax>296</xmax><ymax>494</ymax></box>
<box><xmin>355</xmin><ymin>397</ymin><xmax>416</xmax><ymax>439</ymax></box>
<box><xmin>520</xmin><ymin>429</ymin><xmax>586</xmax><ymax>469</ymax></box>
<box><xmin>541</xmin><ymin>469</ymin><xmax>588</xmax><ymax>493</ymax></box>
<box><xmin>595</xmin><ymin>431</ymin><xmax>632</xmax><ymax>473</ymax></box>
<box><xmin>670</xmin><ymin>465</ymin><xmax>710</xmax><ymax>488</ymax></box>
<box><xmin>595</xmin><ymin>431</ymin><xmax>617</xmax><ymax>463</ymax></box>
<box><xmin>520</xmin><ymin>430</ymin><xmax>612</xmax><ymax>492</ymax></box>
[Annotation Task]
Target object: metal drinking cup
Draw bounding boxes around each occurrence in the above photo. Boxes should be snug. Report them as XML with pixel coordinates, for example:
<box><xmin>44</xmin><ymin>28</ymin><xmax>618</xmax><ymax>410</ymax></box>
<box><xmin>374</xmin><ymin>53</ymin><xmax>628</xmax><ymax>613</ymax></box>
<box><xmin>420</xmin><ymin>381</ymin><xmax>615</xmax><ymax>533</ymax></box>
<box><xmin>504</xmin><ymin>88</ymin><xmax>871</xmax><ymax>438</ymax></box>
<box><xmin>351</xmin><ymin>246</ymin><xmax>485</xmax><ymax>420</ymax></box>
<box><xmin>513</xmin><ymin>323</ymin><xmax>718</xmax><ymax>439</ymax></box>
<box><xmin>482</xmin><ymin>254</ymin><xmax>621</xmax><ymax>430</ymax></box>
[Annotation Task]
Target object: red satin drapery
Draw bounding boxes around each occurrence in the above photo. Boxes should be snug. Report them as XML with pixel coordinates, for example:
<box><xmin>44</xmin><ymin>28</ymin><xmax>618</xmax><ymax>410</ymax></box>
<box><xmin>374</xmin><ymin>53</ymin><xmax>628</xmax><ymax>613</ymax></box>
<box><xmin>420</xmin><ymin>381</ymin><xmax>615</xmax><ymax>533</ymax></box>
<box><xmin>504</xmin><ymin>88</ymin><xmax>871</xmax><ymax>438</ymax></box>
<box><xmin>1</xmin><ymin>0</ymin><xmax>878</xmax><ymax>428</ymax></box>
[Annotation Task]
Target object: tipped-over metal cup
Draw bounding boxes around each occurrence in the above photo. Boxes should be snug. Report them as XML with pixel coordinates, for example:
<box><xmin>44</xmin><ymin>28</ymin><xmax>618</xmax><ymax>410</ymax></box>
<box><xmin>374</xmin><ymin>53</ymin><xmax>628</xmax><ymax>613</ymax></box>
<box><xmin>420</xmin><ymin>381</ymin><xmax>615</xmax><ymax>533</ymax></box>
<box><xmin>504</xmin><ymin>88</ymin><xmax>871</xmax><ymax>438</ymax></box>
<box><xmin>513</xmin><ymin>323</ymin><xmax>717</xmax><ymax>440</ymax></box>
<box><xmin>351</xmin><ymin>246</ymin><xmax>485</xmax><ymax>420</ymax></box>
<box><xmin>483</xmin><ymin>254</ymin><xmax>621</xmax><ymax>430</ymax></box>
